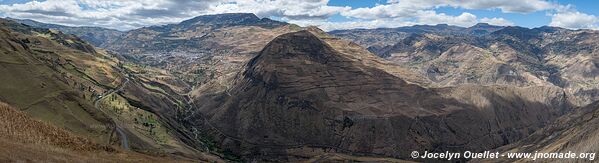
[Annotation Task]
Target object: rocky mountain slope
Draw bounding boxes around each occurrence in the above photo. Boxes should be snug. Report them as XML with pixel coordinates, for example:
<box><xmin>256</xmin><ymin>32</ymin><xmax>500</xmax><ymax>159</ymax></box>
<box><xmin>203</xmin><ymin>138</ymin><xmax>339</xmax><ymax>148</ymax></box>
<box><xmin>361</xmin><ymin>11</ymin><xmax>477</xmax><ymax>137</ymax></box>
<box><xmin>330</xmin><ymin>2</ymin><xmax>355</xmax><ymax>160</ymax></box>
<box><xmin>183</xmin><ymin>30</ymin><xmax>572</xmax><ymax>161</ymax></box>
<box><xmin>332</xmin><ymin>25</ymin><xmax>599</xmax><ymax>106</ymax></box>
<box><xmin>479</xmin><ymin>101</ymin><xmax>599</xmax><ymax>162</ymax></box>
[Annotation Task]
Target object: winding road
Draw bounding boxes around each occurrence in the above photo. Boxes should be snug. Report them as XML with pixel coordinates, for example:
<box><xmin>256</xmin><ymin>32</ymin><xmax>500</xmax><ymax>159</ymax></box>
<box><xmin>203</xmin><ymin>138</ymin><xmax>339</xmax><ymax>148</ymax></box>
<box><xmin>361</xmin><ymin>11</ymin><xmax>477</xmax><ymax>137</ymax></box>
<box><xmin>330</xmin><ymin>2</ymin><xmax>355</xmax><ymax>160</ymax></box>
<box><xmin>115</xmin><ymin>125</ymin><xmax>130</xmax><ymax>150</ymax></box>
<box><xmin>93</xmin><ymin>77</ymin><xmax>130</xmax><ymax>150</ymax></box>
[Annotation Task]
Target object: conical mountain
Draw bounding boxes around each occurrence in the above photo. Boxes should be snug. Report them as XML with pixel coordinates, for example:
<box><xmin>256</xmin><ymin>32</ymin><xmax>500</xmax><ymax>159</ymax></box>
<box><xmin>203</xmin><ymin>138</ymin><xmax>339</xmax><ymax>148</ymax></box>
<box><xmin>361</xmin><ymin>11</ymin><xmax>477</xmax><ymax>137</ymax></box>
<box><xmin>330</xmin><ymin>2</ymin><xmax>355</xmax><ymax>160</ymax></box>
<box><xmin>185</xmin><ymin>30</ymin><xmax>571</xmax><ymax>161</ymax></box>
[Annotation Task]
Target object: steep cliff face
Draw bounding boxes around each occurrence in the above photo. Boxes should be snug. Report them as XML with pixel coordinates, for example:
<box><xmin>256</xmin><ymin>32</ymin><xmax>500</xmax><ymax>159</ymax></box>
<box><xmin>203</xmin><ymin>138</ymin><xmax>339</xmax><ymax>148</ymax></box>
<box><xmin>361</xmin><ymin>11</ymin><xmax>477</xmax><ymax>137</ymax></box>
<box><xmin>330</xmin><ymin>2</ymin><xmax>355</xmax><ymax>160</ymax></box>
<box><xmin>479</xmin><ymin>101</ymin><xmax>599</xmax><ymax>162</ymax></box>
<box><xmin>185</xmin><ymin>31</ymin><xmax>572</xmax><ymax>161</ymax></box>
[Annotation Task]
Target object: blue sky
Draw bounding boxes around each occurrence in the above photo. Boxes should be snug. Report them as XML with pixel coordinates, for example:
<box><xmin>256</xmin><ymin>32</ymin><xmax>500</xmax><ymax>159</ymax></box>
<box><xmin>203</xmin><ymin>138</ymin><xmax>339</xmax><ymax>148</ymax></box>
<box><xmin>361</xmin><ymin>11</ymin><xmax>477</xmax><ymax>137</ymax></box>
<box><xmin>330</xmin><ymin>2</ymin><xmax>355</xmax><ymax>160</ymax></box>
<box><xmin>325</xmin><ymin>0</ymin><xmax>599</xmax><ymax>29</ymax></box>
<box><xmin>1</xmin><ymin>0</ymin><xmax>598</xmax><ymax>31</ymax></box>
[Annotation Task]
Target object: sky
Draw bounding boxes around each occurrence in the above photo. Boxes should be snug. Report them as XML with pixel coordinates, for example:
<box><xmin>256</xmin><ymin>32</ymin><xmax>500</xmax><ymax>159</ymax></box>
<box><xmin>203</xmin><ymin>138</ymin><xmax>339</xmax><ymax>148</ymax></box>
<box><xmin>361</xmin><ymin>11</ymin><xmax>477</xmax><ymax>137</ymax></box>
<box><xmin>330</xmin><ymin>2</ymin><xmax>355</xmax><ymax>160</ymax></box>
<box><xmin>0</xmin><ymin>0</ymin><xmax>598</xmax><ymax>31</ymax></box>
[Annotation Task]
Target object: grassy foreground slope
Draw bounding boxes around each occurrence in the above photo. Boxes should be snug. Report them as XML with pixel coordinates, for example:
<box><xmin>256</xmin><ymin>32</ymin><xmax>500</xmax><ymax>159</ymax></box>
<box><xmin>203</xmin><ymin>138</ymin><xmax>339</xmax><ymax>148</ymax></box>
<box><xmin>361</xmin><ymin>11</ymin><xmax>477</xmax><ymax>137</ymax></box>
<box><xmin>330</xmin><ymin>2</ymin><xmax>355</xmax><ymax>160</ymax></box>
<box><xmin>0</xmin><ymin>101</ymin><xmax>192</xmax><ymax>162</ymax></box>
<box><xmin>0</xmin><ymin>18</ymin><xmax>120</xmax><ymax>143</ymax></box>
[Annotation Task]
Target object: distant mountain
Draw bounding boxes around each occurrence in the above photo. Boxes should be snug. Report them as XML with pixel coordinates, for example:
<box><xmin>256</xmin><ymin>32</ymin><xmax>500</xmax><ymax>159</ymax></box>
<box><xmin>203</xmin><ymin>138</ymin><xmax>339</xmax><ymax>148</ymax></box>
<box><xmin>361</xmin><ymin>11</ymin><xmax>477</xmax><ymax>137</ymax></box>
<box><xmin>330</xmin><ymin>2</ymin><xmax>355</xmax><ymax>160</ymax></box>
<box><xmin>2</xmin><ymin>18</ymin><xmax>98</xmax><ymax>54</ymax></box>
<box><xmin>331</xmin><ymin>24</ymin><xmax>466</xmax><ymax>37</ymax></box>
<box><xmin>332</xmin><ymin>24</ymin><xmax>599</xmax><ymax>106</ymax></box>
<box><xmin>329</xmin><ymin>23</ymin><xmax>506</xmax><ymax>51</ymax></box>
<box><xmin>176</xmin><ymin>13</ymin><xmax>287</xmax><ymax>30</ymax></box>
<box><xmin>8</xmin><ymin>18</ymin><xmax>124</xmax><ymax>47</ymax></box>
<box><xmin>105</xmin><ymin>13</ymin><xmax>289</xmax><ymax>56</ymax></box>
<box><xmin>467</xmin><ymin>23</ymin><xmax>506</xmax><ymax>35</ymax></box>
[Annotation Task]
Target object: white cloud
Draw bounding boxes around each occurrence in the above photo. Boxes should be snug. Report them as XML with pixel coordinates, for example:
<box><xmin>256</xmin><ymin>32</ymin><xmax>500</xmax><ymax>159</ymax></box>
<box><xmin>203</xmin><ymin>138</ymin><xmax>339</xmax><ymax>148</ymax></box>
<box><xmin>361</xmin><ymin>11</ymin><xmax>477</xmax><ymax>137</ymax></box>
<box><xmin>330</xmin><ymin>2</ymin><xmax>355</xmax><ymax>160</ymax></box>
<box><xmin>341</xmin><ymin>1</ymin><xmax>433</xmax><ymax>20</ymax></box>
<box><xmin>0</xmin><ymin>0</ymin><xmax>219</xmax><ymax>30</ymax></box>
<box><xmin>550</xmin><ymin>5</ymin><xmax>598</xmax><ymax>29</ymax></box>
<box><xmin>336</xmin><ymin>0</ymin><xmax>551</xmax><ymax>30</ymax></box>
<box><xmin>443</xmin><ymin>0</ymin><xmax>554</xmax><ymax>13</ymax></box>
<box><xmin>292</xmin><ymin>9</ymin><xmax>479</xmax><ymax>31</ymax></box>
<box><xmin>292</xmin><ymin>11</ymin><xmax>479</xmax><ymax>31</ymax></box>
<box><xmin>0</xmin><ymin>0</ymin><xmax>596</xmax><ymax>31</ymax></box>
<box><xmin>343</xmin><ymin>0</ymin><xmax>553</xmax><ymax>20</ymax></box>
<box><xmin>289</xmin><ymin>18</ymin><xmax>416</xmax><ymax>31</ymax></box>
<box><xmin>208</xmin><ymin>0</ymin><xmax>350</xmax><ymax>20</ymax></box>
<box><xmin>416</xmin><ymin>11</ymin><xmax>478</xmax><ymax>27</ymax></box>
<box><xmin>0</xmin><ymin>0</ymin><xmax>348</xmax><ymax>30</ymax></box>
<box><xmin>480</xmin><ymin>17</ymin><xmax>514</xmax><ymax>26</ymax></box>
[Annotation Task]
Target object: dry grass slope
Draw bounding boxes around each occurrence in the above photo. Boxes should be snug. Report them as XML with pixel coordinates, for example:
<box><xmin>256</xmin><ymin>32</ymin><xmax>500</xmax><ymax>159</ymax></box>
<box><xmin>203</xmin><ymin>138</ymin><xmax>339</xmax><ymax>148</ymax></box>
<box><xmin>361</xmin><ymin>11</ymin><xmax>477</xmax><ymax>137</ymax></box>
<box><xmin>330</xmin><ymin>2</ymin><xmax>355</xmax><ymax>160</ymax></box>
<box><xmin>0</xmin><ymin>101</ymin><xmax>110</xmax><ymax>151</ymax></box>
<box><xmin>0</xmin><ymin>101</ymin><xmax>197</xmax><ymax>162</ymax></box>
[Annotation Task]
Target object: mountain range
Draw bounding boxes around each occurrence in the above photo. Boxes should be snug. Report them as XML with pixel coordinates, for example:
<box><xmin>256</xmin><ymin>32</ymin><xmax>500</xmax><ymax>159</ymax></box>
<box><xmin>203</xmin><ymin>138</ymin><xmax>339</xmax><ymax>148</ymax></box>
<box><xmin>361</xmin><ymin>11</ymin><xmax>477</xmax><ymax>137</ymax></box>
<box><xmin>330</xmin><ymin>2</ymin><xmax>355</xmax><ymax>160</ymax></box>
<box><xmin>8</xmin><ymin>18</ymin><xmax>124</xmax><ymax>48</ymax></box>
<box><xmin>332</xmin><ymin>24</ymin><xmax>599</xmax><ymax>107</ymax></box>
<box><xmin>1</xmin><ymin>13</ymin><xmax>598</xmax><ymax>162</ymax></box>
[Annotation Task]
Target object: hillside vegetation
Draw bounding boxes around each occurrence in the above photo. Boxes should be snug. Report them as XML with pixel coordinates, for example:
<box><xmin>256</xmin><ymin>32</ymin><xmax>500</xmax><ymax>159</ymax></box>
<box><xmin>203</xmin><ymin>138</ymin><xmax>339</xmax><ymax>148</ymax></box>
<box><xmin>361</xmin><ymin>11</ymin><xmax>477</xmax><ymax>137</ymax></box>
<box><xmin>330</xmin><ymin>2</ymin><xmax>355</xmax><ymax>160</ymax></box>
<box><xmin>0</xmin><ymin>101</ymin><xmax>194</xmax><ymax>162</ymax></box>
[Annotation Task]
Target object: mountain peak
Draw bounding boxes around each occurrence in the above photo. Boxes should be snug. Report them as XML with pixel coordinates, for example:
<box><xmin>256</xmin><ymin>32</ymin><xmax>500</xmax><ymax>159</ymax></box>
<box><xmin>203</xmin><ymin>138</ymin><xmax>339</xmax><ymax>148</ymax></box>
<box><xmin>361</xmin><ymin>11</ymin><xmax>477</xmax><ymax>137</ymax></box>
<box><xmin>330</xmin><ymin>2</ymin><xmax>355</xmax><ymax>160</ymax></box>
<box><xmin>242</xmin><ymin>30</ymin><xmax>344</xmax><ymax>92</ymax></box>
<box><xmin>534</xmin><ymin>26</ymin><xmax>567</xmax><ymax>33</ymax></box>
<box><xmin>179</xmin><ymin>13</ymin><xmax>258</xmax><ymax>26</ymax></box>
<box><xmin>467</xmin><ymin>23</ymin><xmax>505</xmax><ymax>35</ymax></box>
<box><xmin>471</xmin><ymin>23</ymin><xmax>496</xmax><ymax>28</ymax></box>
<box><xmin>177</xmin><ymin>13</ymin><xmax>286</xmax><ymax>29</ymax></box>
<box><xmin>491</xmin><ymin>26</ymin><xmax>537</xmax><ymax>38</ymax></box>
<box><xmin>251</xmin><ymin>30</ymin><xmax>337</xmax><ymax>65</ymax></box>
<box><xmin>188</xmin><ymin>13</ymin><xmax>259</xmax><ymax>21</ymax></box>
